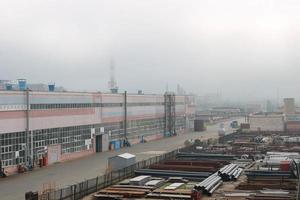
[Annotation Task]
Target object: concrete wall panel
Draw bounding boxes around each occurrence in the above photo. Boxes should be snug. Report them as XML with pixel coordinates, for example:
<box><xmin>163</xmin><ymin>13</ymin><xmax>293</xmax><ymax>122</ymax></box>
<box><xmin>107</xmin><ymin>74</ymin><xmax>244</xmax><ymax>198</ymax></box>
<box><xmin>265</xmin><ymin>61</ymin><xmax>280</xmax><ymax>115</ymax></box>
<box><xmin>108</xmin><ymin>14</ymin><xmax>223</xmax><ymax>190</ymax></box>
<box><xmin>249</xmin><ymin>115</ymin><xmax>284</xmax><ymax>132</ymax></box>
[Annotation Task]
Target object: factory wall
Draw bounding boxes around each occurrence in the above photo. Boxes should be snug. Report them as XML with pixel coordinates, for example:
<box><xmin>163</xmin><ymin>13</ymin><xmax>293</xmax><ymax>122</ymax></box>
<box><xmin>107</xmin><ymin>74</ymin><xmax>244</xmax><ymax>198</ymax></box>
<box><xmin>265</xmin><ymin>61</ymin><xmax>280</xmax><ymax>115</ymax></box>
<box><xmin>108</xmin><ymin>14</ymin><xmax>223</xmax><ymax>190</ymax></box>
<box><xmin>0</xmin><ymin>91</ymin><xmax>195</xmax><ymax>175</ymax></box>
<box><xmin>249</xmin><ymin>115</ymin><xmax>284</xmax><ymax>132</ymax></box>
<box><xmin>286</xmin><ymin>121</ymin><xmax>300</xmax><ymax>132</ymax></box>
<box><xmin>285</xmin><ymin>115</ymin><xmax>300</xmax><ymax>132</ymax></box>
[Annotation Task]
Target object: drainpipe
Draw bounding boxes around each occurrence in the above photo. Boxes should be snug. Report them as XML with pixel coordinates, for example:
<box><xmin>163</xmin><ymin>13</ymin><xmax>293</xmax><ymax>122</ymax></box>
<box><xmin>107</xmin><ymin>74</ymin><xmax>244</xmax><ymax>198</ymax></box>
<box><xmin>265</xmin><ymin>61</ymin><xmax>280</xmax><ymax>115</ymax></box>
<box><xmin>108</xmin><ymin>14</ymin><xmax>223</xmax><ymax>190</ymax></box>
<box><xmin>25</xmin><ymin>89</ymin><xmax>31</xmax><ymax>167</ymax></box>
<box><xmin>297</xmin><ymin>161</ymin><xmax>300</xmax><ymax>200</ymax></box>
<box><xmin>164</xmin><ymin>93</ymin><xmax>167</xmax><ymax>136</ymax></box>
<box><xmin>124</xmin><ymin>91</ymin><xmax>127</xmax><ymax>140</ymax></box>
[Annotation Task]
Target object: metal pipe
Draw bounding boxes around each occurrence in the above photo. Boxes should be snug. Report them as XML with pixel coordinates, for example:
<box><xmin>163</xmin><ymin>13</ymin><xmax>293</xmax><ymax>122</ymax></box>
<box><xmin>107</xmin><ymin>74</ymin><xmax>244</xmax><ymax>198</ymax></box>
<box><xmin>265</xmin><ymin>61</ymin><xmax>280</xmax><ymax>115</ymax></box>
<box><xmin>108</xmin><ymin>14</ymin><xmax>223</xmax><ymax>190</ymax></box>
<box><xmin>197</xmin><ymin>173</ymin><xmax>218</xmax><ymax>188</ymax></box>
<box><xmin>228</xmin><ymin>165</ymin><xmax>239</xmax><ymax>176</ymax></box>
<box><xmin>25</xmin><ymin>89</ymin><xmax>32</xmax><ymax>168</ymax></box>
<box><xmin>235</xmin><ymin>168</ymin><xmax>243</xmax><ymax>179</ymax></box>
<box><xmin>205</xmin><ymin>176</ymin><xmax>221</xmax><ymax>191</ymax></box>
<box><xmin>124</xmin><ymin>91</ymin><xmax>127</xmax><ymax>140</ymax></box>
<box><xmin>208</xmin><ymin>180</ymin><xmax>223</xmax><ymax>195</ymax></box>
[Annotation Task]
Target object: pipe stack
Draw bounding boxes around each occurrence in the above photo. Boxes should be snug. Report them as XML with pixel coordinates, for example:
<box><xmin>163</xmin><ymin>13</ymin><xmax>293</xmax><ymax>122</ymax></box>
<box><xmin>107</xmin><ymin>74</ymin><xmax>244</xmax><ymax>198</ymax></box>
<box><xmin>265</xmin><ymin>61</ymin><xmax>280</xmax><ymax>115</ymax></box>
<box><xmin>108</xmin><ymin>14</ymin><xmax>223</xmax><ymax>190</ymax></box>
<box><xmin>135</xmin><ymin>169</ymin><xmax>211</xmax><ymax>181</ymax></box>
<box><xmin>245</xmin><ymin>170</ymin><xmax>292</xmax><ymax>179</ymax></box>
<box><xmin>218</xmin><ymin>164</ymin><xmax>242</xmax><ymax>181</ymax></box>
<box><xmin>194</xmin><ymin>164</ymin><xmax>243</xmax><ymax>196</ymax></box>
<box><xmin>194</xmin><ymin>173</ymin><xmax>223</xmax><ymax>196</ymax></box>
<box><xmin>176</xmin><ymin>152</ymin><xmax>236</xmax><ymax>161</ymax></box>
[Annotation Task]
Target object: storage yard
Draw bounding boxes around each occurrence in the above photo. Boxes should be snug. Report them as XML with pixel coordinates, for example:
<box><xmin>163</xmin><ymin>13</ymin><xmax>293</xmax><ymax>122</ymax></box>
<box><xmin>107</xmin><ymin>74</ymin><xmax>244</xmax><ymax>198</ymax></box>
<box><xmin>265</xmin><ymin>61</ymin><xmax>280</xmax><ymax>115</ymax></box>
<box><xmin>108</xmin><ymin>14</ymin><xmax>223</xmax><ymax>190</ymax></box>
<box><xmin>79</xmin><ymin>98</ymin><xmax>300</xmax><ymax>200</ymax></box>
<box><xmin>81</xmin><ymin>128</ymin><xmax>300</xmax><ymax>200</ymax></box>
<box><xmin>1</xmin><ymin>120</ymin><xmax>238</xmax><ymax>200</ymax></box>
<box><xmin>5</xmin><ymin>96</ymin><xmax>300</xmax><ymax>200</ymax></box>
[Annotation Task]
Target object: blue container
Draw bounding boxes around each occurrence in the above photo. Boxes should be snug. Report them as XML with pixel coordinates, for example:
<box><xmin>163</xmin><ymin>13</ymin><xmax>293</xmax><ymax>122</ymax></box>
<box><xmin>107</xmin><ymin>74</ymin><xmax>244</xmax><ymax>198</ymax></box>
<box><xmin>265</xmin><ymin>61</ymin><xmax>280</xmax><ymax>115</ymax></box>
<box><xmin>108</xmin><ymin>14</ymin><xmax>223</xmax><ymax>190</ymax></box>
<box><xmin>18</xmin><ymin>79</ymin><xmax>27</xmax><ymax>91</ymax></box>
<box><xmin>5</xmin><ymin>83</ymin><xmax>12</xmax><ymax>91</ymax></box>
<box><xmin>164</xmin><ymin>131</ymin><xmax>170</xmax><ymax>137</ymax></box>
<box><xmin>110</xmin><ymin>141</ymin><xmax>115</xmax><ymax>150</ymax></box>
<box><xmin>48</xmin><ymin>84</ymin><xmax>55</xmax><ymax>92</ymax></box>
<box><xmin>114</xmin><ymin>140</ymin><xmax>121</xmax><ymax>150</ymax></box>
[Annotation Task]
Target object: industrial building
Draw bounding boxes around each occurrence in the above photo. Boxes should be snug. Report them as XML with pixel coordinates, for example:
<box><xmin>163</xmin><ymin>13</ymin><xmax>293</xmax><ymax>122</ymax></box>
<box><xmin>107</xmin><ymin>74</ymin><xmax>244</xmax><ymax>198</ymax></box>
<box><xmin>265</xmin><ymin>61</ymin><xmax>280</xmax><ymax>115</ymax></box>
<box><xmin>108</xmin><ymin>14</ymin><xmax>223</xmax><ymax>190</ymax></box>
<box><xmin>0</xmin><ymin>89</ymin><xmax>196</xmax><ymax>175</ymax></box>
<box><xmin>247</xmin><ymin>98</ymin><xmax>300</xmax><ymax>133</ymax></box>
<box><xmin>248</xmin><ymin>114</ymin><xmax>285</xmax><ymax>132</ymax></box>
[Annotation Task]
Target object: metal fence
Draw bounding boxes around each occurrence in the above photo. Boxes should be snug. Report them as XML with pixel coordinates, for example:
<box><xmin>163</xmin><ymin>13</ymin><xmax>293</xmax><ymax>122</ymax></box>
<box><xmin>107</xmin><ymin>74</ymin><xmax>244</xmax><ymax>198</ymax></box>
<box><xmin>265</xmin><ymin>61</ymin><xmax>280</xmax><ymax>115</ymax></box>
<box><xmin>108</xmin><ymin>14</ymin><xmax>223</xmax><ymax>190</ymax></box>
<box><xmin>37</xmin><ymin>149</ymin><xmax>180</xmax><ymax>200</ymax></box>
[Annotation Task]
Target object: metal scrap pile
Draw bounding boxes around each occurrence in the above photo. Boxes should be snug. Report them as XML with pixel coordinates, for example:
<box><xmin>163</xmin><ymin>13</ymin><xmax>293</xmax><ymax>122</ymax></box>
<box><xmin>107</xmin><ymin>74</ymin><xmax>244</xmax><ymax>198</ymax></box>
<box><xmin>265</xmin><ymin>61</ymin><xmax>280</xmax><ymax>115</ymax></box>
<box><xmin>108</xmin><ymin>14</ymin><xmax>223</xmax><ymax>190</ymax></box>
<box><xmin>223</xmin><ymin>190</ymin><xmax>296</xmax><ymax>200</ymax></box>
<box><xmin>233</xmin><ymin>155</ymin><xmax>298</xmax><ymax>199</ymax></box>
<box><xmin>94</xmin><ymin>185</ymin><xmax>153</xmax><ymax>199</ymax></box>
<box><xmin>93</xmin><ymin>175</ymin><xmax>200</xmax><ymax>200</ymax></box>
<box><xmin>235</xmin><ymin>169</ymin><xmax>297</xmax><ymax>191</ymax></box>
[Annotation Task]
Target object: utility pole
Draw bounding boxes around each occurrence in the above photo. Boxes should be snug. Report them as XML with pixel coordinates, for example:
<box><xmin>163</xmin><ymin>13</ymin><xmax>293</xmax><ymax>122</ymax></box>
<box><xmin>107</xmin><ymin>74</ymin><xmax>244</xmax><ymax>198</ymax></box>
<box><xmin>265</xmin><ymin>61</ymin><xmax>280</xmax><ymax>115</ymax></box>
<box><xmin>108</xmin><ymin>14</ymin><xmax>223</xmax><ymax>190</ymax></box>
<box><xmin>297</xmin><ymin>161</ymin><xmax>300</xmax><ymax>200</ymax></box>
<box><xmin>25</xmin><ymin>89</ymin><xmax>33</xmax><ymax>169</ymax></box>
<box><xmin>25</xmin><ymin>89</ymin><xmax>30</xmax><ymax>167</ymax></box>
<box><xmin>124</xmin><ymin>91</ymin><xmax>128</xmax><ymax>144</ymax></box>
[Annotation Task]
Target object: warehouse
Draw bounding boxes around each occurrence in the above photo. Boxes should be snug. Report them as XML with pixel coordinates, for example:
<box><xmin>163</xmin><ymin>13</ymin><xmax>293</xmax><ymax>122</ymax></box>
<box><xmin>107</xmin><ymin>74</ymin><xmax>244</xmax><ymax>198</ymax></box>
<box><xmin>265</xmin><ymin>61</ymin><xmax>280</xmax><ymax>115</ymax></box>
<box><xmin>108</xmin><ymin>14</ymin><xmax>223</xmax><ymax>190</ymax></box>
<box><xmin>249</xmin><ymin>114</ymin><xmax>285</xmax><ymax>132</ymax></box>
<box><xmin>0</xmin><ymin>90</ymin><xmax>195</xmax><ymax>175</ymax></box>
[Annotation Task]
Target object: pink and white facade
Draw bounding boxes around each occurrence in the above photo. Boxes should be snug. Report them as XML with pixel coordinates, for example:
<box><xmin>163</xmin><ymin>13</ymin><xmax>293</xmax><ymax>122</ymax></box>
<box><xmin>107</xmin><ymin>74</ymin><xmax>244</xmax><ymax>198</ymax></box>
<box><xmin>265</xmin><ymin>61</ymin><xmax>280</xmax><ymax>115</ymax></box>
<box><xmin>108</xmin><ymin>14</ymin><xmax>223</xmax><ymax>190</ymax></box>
<box><xmin>0</xmin><ymin>91</ymin><xmax>195</xmax><ymax>175</ymax></box>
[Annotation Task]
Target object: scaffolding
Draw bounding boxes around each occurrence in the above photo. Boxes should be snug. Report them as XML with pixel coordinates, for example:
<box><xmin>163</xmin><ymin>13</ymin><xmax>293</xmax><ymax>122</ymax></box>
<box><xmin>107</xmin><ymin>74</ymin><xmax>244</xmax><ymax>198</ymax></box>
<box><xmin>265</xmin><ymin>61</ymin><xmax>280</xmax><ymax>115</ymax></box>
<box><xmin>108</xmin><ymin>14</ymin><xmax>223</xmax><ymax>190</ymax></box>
<box><xmin>164</xmin><ymin>92</ymin><xmax>176</xmax><ymax>136</ymax></box>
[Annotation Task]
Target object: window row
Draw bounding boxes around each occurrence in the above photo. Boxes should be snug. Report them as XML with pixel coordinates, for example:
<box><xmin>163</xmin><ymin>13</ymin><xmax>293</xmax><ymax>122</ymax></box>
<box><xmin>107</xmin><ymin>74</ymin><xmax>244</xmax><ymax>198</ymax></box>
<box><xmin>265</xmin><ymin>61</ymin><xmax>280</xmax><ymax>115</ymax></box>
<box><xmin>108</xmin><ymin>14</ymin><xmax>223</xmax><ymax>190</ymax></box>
<box><xmin>30</xmin><ymin>102</ymin><xmax>185</xmax><ymax>110</ymax></box>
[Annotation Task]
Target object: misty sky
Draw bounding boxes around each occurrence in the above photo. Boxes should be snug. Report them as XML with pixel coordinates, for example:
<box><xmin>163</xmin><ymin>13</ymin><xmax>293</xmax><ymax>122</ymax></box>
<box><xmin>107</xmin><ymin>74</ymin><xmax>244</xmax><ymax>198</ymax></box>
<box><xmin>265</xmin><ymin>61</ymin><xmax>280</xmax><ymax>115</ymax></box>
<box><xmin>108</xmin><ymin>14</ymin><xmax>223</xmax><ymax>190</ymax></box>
<box><xmin>0</xmin><ymin>0</ymin><xmax>300</xmax><ymax>101</ymax></box>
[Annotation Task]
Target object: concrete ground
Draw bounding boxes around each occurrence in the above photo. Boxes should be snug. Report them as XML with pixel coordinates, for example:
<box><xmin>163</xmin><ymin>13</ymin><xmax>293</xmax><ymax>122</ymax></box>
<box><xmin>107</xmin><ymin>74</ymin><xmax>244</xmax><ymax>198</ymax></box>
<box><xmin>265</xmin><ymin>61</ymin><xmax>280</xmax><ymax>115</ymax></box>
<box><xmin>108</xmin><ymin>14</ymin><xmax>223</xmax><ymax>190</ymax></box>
<box><xmin>0</xmin><ymin>118</ymin><xmax>243</xmax><ymax>200</ymax></box>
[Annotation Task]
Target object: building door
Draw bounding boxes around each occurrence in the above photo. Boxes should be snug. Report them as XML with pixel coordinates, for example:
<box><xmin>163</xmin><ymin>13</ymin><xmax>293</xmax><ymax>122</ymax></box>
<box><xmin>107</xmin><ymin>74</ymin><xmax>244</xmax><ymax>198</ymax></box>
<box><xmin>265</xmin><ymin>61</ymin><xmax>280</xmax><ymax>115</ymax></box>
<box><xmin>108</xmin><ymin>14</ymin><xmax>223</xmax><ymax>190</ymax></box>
<box><xmin>95</xmin><ymin>135</ymin><xmax>102</xmax><ymax>153</ymax></box>
<box><xmin>47</xmin><ymin>145</ymin><xmax>61</xmax><ymax>164</ymax></box>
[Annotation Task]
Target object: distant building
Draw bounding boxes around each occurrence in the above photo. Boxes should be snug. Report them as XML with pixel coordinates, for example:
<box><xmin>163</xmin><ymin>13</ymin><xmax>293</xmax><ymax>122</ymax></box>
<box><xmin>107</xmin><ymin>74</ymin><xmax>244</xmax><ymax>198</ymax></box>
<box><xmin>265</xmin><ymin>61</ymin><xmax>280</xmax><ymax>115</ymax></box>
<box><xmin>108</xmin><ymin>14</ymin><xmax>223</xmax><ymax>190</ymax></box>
<box><xmin>284</xmin><ymin>98</ymin><xmax>295</xmax><ymax>115</ymax></box>
<box><xmin>266</xmin><ymin>100</ymin><xmax>274</xmax><ymax>113</ymax></box>
<box><xmin>249</xmin><ymin>114</ymin><xmax>284</xmax><ymax>132</ymax></box>
<box><xmin>0</xmin><ymin>79</ymin><xmax>65</xmax><ymax>92</ymax></box>
<box><xmin>0</xmin><ymin>90</ymin><xmax>196</xmax><ymax>175</ymax></box>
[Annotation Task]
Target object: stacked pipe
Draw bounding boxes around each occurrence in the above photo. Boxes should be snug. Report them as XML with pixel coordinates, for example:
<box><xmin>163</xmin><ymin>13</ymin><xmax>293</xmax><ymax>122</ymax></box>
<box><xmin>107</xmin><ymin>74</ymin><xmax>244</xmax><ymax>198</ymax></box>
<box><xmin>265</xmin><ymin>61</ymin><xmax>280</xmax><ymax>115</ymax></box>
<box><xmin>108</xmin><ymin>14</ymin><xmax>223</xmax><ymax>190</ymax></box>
<box><xmin>135</xmin><ymin>169</ymin><xmax>211</xmax><ymax>181</ymax></box>
<box><xmin>194</xmin><ymin>173</ymin><xmax>223</xmax><ymax>196</ymax></box>
<box><xmin>176</xmin><ymin>152</ymin><xmax>236</xmax><ymax>161</ymax></box>
<box><xmin>232</xmin><ymin>168</ymin><xmax>243</xmax><ymax>181</ymax></box>
<box><xmin>237</xmin><ymin>180</ymin><xmax>297</xmax><ymax>190</ymax></box>
<box><xmin>246</xmin><ymin>193</ymin><xmax>295</xmax><ymax>200</ymax></box>
<box><xmin>245</xmin><ymin>170</ymin><xmax>292</xmax><ymax>179</ymax></box>
<box><xmin>149</xmin><ymin>164</ymin><xmax>217</xmax><ymax>172</ymax></box>
<box><xmin>218</xmin><ymin>164</ymin><xmax>242</xmax><ymax>181</ymax></box>
<box><xmin>162</xmin><ymin>160</ymin><xmax>226</xmax><ymax>168</ymax></box>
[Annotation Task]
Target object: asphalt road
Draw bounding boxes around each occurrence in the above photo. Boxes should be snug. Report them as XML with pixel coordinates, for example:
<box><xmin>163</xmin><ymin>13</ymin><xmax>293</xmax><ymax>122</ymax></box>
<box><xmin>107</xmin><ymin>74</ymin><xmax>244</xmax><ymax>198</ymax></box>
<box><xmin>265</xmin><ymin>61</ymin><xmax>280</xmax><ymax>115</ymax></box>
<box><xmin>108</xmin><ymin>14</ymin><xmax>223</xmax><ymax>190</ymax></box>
<box><xmin>0</xmin><ymin>118</ymin><xmax>243</xmax><ymax>200</ymax></box>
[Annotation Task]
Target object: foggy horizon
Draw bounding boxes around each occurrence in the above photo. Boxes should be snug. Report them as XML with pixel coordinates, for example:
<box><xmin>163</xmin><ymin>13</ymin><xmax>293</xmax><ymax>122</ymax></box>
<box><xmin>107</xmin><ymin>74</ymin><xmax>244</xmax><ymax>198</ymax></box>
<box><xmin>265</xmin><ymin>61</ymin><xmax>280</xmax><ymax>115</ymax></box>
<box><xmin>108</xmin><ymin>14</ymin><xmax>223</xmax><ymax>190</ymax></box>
<box><xmin>1</xmin><ymin>0</ymin><xmax>300</xmax><ymax>101</ymax></box>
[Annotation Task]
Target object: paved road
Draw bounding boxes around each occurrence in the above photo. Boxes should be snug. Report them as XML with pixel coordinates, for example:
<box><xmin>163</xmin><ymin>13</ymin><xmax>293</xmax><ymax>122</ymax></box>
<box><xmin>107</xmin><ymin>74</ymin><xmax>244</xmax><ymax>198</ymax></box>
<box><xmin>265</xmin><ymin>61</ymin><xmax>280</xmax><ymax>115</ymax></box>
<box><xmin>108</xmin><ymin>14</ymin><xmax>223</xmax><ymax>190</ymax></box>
<box><xmin>0</xmin><ymin>118</ymin><xmax>243</xmax><ymax>200</ymax></box>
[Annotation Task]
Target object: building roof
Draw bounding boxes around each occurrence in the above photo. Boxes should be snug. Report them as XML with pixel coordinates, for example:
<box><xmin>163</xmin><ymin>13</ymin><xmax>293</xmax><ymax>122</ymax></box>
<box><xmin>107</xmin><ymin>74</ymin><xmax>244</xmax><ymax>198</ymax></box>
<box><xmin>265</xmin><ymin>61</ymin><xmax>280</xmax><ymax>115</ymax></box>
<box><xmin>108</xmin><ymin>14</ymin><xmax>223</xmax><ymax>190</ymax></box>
<box><xmin>118</xmin><ymin>153</ymin><xmax>136</xmax><ymax>159</ymax></box>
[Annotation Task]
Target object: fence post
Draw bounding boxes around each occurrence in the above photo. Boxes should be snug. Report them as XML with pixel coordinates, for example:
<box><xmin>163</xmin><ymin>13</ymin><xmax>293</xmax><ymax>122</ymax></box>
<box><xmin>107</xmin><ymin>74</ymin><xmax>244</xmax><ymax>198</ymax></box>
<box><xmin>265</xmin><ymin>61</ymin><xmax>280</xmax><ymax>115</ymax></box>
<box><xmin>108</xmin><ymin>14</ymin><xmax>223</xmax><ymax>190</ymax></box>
<box><xmin>110</xmin><ymin>172</ymin><xmax>113</xmax><ymax>185</ymax></box>
<box><xmin>73</xmin><ymin>184</ymin><xmax>76</xmax><ymax>200</ymax></box>
<box><xmin>96</xmin><ymin>176</ymin><xmax>99</xmax><ymax>191</ymax></box>
<box><xmin>60</xmin><ymin>188</ymin><xmax>63</xmax><ymax>200</ymax></box>
<box><xmin>86</xmin><ymin>180</ymin><xmax>89</xmax><ymax>196</ymax></box>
